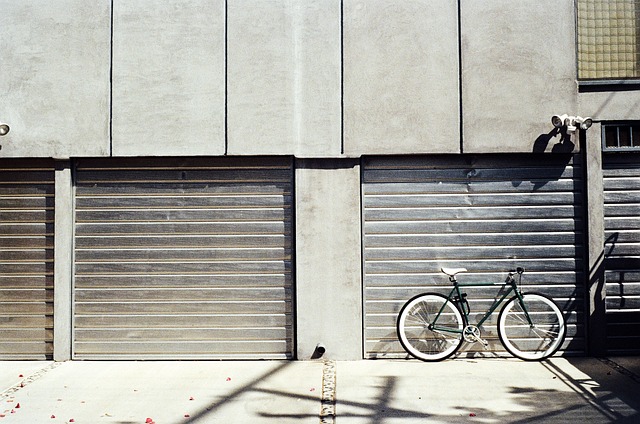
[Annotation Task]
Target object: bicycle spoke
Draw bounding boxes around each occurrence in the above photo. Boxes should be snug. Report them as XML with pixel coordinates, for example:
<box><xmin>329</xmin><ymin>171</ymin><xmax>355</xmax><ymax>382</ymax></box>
<box><xmin>397</xmin><ymin>294</ymin><xmax>463</xmax><ymax>361</ymax></box>
<box><xmin>498</xmin><ymin>293</ymin><xmax>565</xmax><ymax>360</ymax></box>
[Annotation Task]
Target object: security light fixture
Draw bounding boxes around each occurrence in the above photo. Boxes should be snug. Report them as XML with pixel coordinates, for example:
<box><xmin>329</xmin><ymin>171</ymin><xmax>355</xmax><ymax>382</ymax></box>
<box><xmin>551</xmin><ymin>115</ymin><xmax>593</xmax><ymax>134</ymax></box>
<box><xmin>575</xmin><ymin>116</ymin><xmax>593</xmax><ymax>131</ymax></box>
<box><xmin>0</xmin><ymin>123</ymin><xmax>9</xmax><ymax>136</ymax></box>
<box><xmin>551</xmin><ymin>114</ymin><xmax>568</xmax><ymax>128</ymax></box>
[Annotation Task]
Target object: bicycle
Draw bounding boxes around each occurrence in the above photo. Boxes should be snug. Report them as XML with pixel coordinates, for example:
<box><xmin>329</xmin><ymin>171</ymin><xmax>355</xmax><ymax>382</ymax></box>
<box><xmin>396</xmin><ymin>267</ymin><xmax>566</xmax><ymax>361</ymax></box>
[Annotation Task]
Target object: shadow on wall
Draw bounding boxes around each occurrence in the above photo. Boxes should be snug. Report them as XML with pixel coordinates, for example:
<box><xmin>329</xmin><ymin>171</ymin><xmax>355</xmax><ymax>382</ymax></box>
<box><xmin>532</xmin><ymin>127</ymin><xmax>575</xmax><ymax>154</ymax></box>
<box><xmin>507</xmin><ymin>127</ymin><xmax>577</xmax><ymax>192</ymax></box>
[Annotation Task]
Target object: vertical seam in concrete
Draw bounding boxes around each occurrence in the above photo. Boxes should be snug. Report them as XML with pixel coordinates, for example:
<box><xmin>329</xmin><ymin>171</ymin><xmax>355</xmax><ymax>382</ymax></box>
<box><xmin>359</xmin><ymin>157</ymin><xmax>366</xmax><ymax>359</ymax></box>
<box><xmin>340</xmin><ymin>0</ymin><xmax>344</xmax><ymax>155</ymax></box>
<box><xmin>458</xmin><ymin>0</ymin><xmax>464</xmax><ymax>154</ymax></box>
<box><xmin>224</xmin><ymin>0</ymin><xmax>228</xmax><ymax>156</ymax></box>
<box><xmin>109</xmin><ymin>0</ymin><xmax>114</xmax><ymax>157</ymax></box>
<box><xmin>291</xmin><ymin>157</ymin><xmax>298</xmax><ymax>359</ymax></box>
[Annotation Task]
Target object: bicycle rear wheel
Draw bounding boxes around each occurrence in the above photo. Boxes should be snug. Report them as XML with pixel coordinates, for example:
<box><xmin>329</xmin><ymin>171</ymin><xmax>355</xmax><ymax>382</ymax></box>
<box><xmin>397</xmin><ymin>293</ymin><xmax>464</xmax><ymax>361</ymax></box>
<box><xmin>498</xmin><ymin>293</ymin><xmax>566</xmax><ymax>360</ymax></box>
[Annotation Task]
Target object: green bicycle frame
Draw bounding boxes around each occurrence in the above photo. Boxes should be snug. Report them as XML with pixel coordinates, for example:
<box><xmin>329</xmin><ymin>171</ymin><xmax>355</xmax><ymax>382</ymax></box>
<box><xmin>430</xmin><ymin>276</ymin><xmax>534</xmax><ymax>334</ymax></box>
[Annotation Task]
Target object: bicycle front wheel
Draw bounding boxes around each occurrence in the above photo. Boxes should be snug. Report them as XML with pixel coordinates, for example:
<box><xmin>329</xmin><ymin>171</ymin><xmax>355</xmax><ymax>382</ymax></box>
<box><xmin>397</xmin><ymin>293</ymin><xmax>464</xmax><ymax>361</ymax></box>
<box><xmin>498</xmin><ymin>293</ymin><xmax>566</xmax><ymax>360</ymax></box>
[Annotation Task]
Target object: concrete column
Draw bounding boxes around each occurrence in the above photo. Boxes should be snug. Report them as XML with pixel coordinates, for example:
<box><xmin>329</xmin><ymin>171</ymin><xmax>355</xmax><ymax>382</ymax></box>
<box><xmin>295</xmin><ymin>159</ymin><xmax>363</xmax><ymax>360</ymax></box>
<box><xmin>54</xmin><ymin>161</ymin><xmax>73</xmax><ymax>361</ymax></box>
<box><xmin>584</xmin><ymin>125</ymin><xmax>607</xmax><ymax>356</ymax></box>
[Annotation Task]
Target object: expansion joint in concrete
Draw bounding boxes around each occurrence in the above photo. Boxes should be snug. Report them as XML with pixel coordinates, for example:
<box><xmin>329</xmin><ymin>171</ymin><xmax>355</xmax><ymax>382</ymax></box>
<box><xmin>0</xmin><ymin>362</ymin><xmax>62</xmax><ymax>400</ymax></box>
<box><xmin>319</xmin><ymin>360</ymin><xmax>337</xmax><ymax>424</ymax></box>
<box><xmin>597</xmin><ymin>358</ymin><xmax>640</xmax><ymax>384</ymax></box>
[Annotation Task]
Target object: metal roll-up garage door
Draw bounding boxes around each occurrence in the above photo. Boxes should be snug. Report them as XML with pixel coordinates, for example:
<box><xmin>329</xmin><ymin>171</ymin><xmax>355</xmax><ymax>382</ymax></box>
<box><xmin>0</xmin><ymin>160</ymin><xmax>54</xmax><ymax>359</ymax></box>
<box><xmin>363</xmin><ymin>155</ymin><xmax>585</xmax><ymax>358</ymax></box>
<box><xmin>603</xmin><ymin>154</ymin><xmax>640</xmax><ymax>355</ymax></box>
<box><xmin>73</xmin><ymin>157</ymin><xmax>293</xmax><ymax>359</ymax></box>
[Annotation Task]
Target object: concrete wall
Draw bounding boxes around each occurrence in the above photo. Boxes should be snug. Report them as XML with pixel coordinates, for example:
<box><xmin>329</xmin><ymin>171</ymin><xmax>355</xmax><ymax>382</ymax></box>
<box><xmin>295</xmin><ymin>159</ymin><xmax>363</xmax><ymax>360</ymax></box>
<box><xmin>461</xmin><ymin>0</ymin><xmax>579</xmax><ymax>154</ymax></box>
<box><xmin>227</xmin><ymin>0</ymin><xmax>342</xmax><ymax>157</ymax></box>
<box><xmin>111</xmin><ymin>1</ymin><xmax>226</xmax><ymax>156</ymax></box>
<box><xmin>2</xmin><ymin>1</ymin><xmax>638</xmax><ymax>158</ymax></box>
<box><xmin>343</xmin><ymin>0</ymin><xmax>460</xmax><ymax>155</ymax></box>
<box><xmin>0</xmin><ymin>1</ymin><xmax>110</xmax><ymax>158</ymax></box>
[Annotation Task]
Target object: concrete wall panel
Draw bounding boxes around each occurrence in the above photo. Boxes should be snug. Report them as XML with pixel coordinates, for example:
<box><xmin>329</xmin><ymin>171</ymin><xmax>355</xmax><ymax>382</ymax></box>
<box><xmin>227</xmin><ymin>1</ymin><xmax>341</xmax><ymax>157</ymax></box>
<box><xmin>462</xmin><ymin>0</ymin><xmax>578</xmax><ymax>154</ymax></box>
<box><xmin>112</xmin><ymin>0</ymin><xmax>225</xmax><ymax>156</ymax></box>
<box><xmin>0</xmin><ymin>1</ymin><xmax>110</xmax><ymax>158</ymax></box>
<box><xmin>295</xmin><ymin>159</ymin><xmax>363</xmax><ymax>360</ymax></box>
<box><xmin>343</xmin><ymin>0</ymin><xmax>460</xmax><ymax>155</ymax></box>
<box><xmin>578</xmin><ymin>91</ymin><xmax>640</xmax><ymax>122</ymax></box>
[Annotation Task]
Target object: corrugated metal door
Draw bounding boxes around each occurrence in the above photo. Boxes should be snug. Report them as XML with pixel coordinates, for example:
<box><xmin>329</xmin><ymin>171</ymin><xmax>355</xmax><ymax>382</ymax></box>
<box><xmin>603</xmin><ymin>154</ymin><xmax>640</xmax><ymax>355</ymax></box>
<box><xmin>73</xmin><ymin>157</ymin><xmax>293</xmax><ymax>359</ymax></box>
<box><xmin>0</xmin><ymin>160</ymin><xmax>54</xmax><ymax>359</ymax></box>
<box><xmin>362</xmin><ymin>155</ymin><xmax>585</xmax><ymax>358</ymax></box>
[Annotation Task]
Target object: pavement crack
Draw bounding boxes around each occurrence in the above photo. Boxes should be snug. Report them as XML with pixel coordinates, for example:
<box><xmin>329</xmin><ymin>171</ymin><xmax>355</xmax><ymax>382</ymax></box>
<box><xmin>319</xmin><ymin>360</ymin><xmax>336</xmax><ymax>424</ymax></box>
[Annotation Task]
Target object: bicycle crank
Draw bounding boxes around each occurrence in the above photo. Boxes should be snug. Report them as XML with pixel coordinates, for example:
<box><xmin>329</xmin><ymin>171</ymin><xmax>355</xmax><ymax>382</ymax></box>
<box><xmin>463</xmin><ymin>325</ymin><xmax>489</xmax><ymax>348</ymax></box>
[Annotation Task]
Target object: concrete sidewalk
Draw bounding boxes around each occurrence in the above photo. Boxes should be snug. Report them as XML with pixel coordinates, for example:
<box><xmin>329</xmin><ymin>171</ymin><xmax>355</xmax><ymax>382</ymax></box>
<box><xmin>0</xmin><ymin>357</ymin><xmax>638</xmax><ymax>423</ymax></box>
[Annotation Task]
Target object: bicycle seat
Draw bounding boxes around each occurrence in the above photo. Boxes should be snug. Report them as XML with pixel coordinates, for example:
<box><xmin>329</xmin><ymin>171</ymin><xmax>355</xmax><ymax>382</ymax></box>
<box><xmin>441</xmin><ymin>267</ymin><xmax>468</xmax><ymax>277</ymax></box>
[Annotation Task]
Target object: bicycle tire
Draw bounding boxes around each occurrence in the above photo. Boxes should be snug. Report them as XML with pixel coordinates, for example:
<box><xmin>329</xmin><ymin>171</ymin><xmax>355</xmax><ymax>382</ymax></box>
<box><xmin>397</xmin><ymin>293</ymin><xmax>464</xmax><ymax>361</ymax></box>
<box><xmin>498</xmin><ymin>293</ymin><xmax>566</xmax><ymax>361</ymax></box>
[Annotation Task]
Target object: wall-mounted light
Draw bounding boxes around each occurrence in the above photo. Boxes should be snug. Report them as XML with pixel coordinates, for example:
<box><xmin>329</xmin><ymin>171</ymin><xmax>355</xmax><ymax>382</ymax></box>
<box><xmin>575</xmin><ymin>116</ymin><xmax>593</xmax><ymax>131</ymax></box>
<box><xmin>551</xmin><ymin>114</ymin><xmax>568</xmax><ymax>129</ymax></box>
<box><xmin>551</xmin><ymin>115</ymin><xmax>592</xmax><ymax>134</ymax></box>
<box><xmin>0</xmin><ymin>123</ymin><xmax>9</xmax><ymax>136</ymax></box>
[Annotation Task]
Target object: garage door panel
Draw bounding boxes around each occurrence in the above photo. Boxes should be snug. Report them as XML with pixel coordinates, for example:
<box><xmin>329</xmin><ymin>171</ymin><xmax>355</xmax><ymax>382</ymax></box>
<box><xmin>74</xmin><ymin>341</ymin><xmax>291</xmax><ymax>356</ymax></box>
<box><xmin>364</xmin><ymin>193</ymin><xmax>582</xmax><ymax>207</ymax></box>
<box><xmin>365</xmin><ymin>206</ymin><xmax>582</xmax><ymax>221</ymax></box>
<box><xmin>75</xmin><ymin>275</ymin><xmax>290</xmax><ymax>289</ymax></box>
<box><xmin>76</xmin><ymin>169</ymin><xmax>292</xmax><ymax>184</ymax></box>
<box><xmin>76</xmin><ymin>222</ymin><xmax>290</xmax><ymax>236</ymax></box>
<box><xmin>75</xmin><ymin>247</ymin><xmax>289</xmax><ymax>262</ymax></box>
<box><xmin>365</xmin><ymin>259</ymin><xmax>582</xmax><ymax>274</ymax></box>
<box><xmin>76</xmin><ymin>195</ymin><xmax>292</xmax><ymax>210</ymax></box>
<box><xmin>75</xmin><ymin>314</ymin><xmax>289</xmax><ymax>328</ymax></box>
<box><xmin>365</xmin><ymin>246</ymin><xmax>581</xmax><ymax>261</ymax></box>
<box><xmin>75</xmin><ymin>301</ymin><xmax>292</xmax><ymax>315</ymax></box>
<box><xmin>365</xmin><ymin>233</ymin><xmax>584</xmax><ymax>248</ymax></box>
<box><xmin>366</xmin><ymin>272</ymin><xmax>582</xmax><ymax>286</ymax></box>
<box><xmin>75</xmin><ymin>235</ymin><xmax>290</xmax><ymax>249</ymax></box>
<box><xmin>75</xmin><ymin>327</ymin><xmax>289</xmax><ymax>341</ymax></box>
<box><xmin>0</xmin><ymin>160</ymin><xmax>54</xmax><ymax>359</ymax></box>
<box><xmin>603</xmin><ymin>155</ymin><xmax>640</xmax><ymax>354</ymax></box>
<box><xmin>604</xmin><ymin>204</ymin><xmax>640</xmax><ymax>216</ymax></box>
<box><xmin>73</xmin><ymin>158</ymin><xmax>294</xmax><ymax>359</ymax></box>
<box><xmin>366</xmin><ymin>285</ymin><xmax>581</xmax><ymax>301</ymax></box>
<box><xmin>77</xmin><ymin>209</ymin><xmax>289</xmax><ymax>223</ymax></box>
<box><xmin>75</xmin><ymin>288</ymin><xmax>291</xmax><ymax>302</ymax></box>
<box><xmin>365</xmin><ymin>220</ymin><xmax>581</xmax><ymax>234</ymax></box>
<box><xmin>363</xmin><ymin>155</ymin><xmax>584</xmax><ymax>358</ymax></box>
<box><xmin>363</xmin><ymin>166</ymin><xmax>578</xmax><ymax>182</ymax></box>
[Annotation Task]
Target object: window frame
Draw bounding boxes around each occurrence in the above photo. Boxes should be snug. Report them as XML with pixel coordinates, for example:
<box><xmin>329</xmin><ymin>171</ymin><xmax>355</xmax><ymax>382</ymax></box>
<box><xmin>601</xmin><ymin>121</ymin><xmax>640</xmax><ymax>152</ymax></box>
<box><xmin>575</xmin><ymin>0</ymin><xmax>640</xmax><ymax>86</ymax></box>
